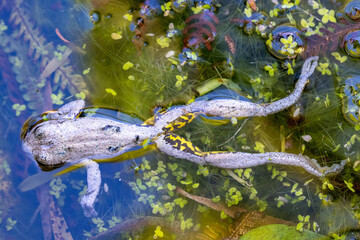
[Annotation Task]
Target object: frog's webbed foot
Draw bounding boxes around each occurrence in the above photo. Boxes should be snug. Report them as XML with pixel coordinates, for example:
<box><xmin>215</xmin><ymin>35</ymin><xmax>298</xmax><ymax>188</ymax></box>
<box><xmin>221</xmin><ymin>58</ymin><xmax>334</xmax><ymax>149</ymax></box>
<box><xmin>321</xmin><ymin>160</ymin><xmax>347</xmax><ymax>177</ymax></box>
<box><xmin>79</xmin><ymin>159</ymin><xmax>101</xmax><ymax>217</ymax></box>
<box><xmin>80</xmin><ymin>196</ymin><xmax>98</xmax><ymax>217</ymax></box>
<box><xmin>299</xmin><ymin>56</ymin><xmax>319</xmax><ymax>80</ymax></box>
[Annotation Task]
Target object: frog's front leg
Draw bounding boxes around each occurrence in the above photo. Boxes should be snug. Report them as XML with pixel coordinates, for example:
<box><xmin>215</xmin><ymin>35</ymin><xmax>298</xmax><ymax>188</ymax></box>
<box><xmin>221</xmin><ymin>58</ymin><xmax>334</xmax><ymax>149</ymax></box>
<box><xmin>79</xmin><ymin>158</ymin><xmax>101</xmax><ymax>217</ymax></box>
<box><xmin>47</xmin><ymin>99</ymin><xmax>85</xmax><ymax>121</ymax></box>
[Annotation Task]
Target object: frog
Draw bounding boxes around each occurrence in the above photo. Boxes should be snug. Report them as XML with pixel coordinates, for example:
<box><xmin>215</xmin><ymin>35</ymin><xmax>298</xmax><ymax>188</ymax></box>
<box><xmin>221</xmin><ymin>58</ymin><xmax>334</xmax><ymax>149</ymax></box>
<box><xmin>21</xmin><ymin>99</ymin><xmax>160</xmax><ymax>217</ymax></box>
<box><xmin>21</xmin><ymin>56</ymin><xmax>346</xmax><ymax>217</ymax></box>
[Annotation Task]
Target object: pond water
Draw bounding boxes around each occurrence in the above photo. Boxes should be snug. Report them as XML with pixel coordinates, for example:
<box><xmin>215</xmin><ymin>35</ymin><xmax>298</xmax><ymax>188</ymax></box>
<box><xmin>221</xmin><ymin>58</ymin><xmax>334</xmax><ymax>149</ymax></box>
<box><xmin>1</xmin><ymin>0</ymin><xmax>360</xmax><ymax>239</ymax></box>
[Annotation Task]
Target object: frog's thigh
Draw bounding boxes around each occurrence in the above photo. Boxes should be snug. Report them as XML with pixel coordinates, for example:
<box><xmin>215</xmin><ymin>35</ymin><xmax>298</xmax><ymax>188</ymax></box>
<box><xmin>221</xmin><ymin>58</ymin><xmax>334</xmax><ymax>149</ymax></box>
<box><xmin>79</xmin><ymin>159</ymin><xmax>101</xmax><ymax>217</ymax></box>
<box><xmin>156</xmin><ymin>134</ymin><xmax>204</xmax><ymax>165</ymax></box>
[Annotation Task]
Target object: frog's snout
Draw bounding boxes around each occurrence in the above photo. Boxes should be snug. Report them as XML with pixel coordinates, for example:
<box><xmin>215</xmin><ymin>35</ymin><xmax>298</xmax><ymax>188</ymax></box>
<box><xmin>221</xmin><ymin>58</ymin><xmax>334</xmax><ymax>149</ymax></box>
<box><xmin>23</xmin><ymin>139</ymin><xmax>64</xmax><ymax>171</ymax></box>
<box><xmin>33</xmin><ymin>152</ymin><xmax>65</xmax><ymax>171</ymax></box>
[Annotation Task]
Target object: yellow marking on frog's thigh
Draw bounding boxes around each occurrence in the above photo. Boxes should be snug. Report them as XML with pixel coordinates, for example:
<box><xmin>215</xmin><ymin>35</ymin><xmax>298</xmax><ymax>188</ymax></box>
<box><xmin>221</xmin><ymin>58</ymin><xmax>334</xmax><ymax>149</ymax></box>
<box><xmin>186</xmin><ymin>142</ymin><xmax>195</xmax><ymax>152</ymax></box>
<box><xmin>179</xmin><ymin>137</ymin><xmax>189</xmax><ymax>145</ymax></box>
<box><xmin>189</xmin><ymin>113</ymin><xmax>198</xmax><ymax>121</ymax></box>
<box><xmin>175</xmin><ymin>122</ymin><xmax>186</xmax><ymax>128</ymax></box>
<box><xmin>181</xmin><ymin>141</ymin><xmax>195</xmax><ymax>153</ymax></box>
<box><xmin>165</xmin><ymin>135</ymin><xmax>183</xmax><ymax>148</ymax></box>
<box><xmin>164</xmin><ymin>133</ymin><xmax>204</xmax><ymax>156</ymax></box>
<box><xmin>174</xmin><ymin>119</ymin><xmax>188</xmax><ymax>127</ymax></box>
<box><xmin>183</xmin><ymin>113</ymin><xmax>197</xmax><ymax>123</ymax></box>
<box><xmin>180</xmin><ymin>114</ymin><xmax>192</xmax><ymax>121</ymax></box>
<box><xmin>163</xmin><ymin>112</ymin><xmax>200</xmax><ymax>133</ymax></box>
<box><xmin>181</xmin><ymin>139</ymin><xmax>203</xmax><ymax>156</ymax></box>
<box><xmin>169</xmin><ymin>134</ymin><xmax>180</xmax><ymax>141</ymax></box>
<box><xmin>164</xmin><ymin>124</ymin><xmax>174</xmax><ymax>132</ymax></box>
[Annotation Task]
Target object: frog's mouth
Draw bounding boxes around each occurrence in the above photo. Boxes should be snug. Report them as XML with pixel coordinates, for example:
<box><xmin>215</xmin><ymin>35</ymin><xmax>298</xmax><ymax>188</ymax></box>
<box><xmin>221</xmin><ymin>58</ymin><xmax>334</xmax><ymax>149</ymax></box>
<box><xmin>36</xmin><ymin>161</ymin><xmax>65</xmax><ymax>171</ymax></box>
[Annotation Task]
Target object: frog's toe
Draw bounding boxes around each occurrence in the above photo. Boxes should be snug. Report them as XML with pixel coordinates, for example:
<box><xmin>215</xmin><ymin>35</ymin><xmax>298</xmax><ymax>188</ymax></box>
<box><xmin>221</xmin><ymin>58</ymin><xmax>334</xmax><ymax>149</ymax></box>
<box><xmin>83</xmin><ymin>206</ymin><xmax>98</xmax><ymax>218</ymax></box>
<box><xmin>80</xmin><ymin>199</ymin><xmax>98</xmax><ymax>217</ymax></box>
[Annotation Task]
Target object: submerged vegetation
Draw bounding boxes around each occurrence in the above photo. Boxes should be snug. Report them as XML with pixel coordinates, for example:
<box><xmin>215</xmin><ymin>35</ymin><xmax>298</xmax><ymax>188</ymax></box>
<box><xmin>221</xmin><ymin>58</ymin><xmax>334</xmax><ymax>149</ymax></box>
<box><xmin>1</xmin><ymin>0</ymin><xmax>360</xmax><ymax>239</ymax></box>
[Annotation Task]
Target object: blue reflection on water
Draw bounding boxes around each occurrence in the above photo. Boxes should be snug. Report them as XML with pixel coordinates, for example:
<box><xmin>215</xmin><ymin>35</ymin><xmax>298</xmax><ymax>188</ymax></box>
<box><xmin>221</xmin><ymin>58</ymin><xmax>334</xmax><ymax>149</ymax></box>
<box><xmin>0</xmin><ymin>0</ymin><xmax>107</xmax><ymax>239</ymax></box>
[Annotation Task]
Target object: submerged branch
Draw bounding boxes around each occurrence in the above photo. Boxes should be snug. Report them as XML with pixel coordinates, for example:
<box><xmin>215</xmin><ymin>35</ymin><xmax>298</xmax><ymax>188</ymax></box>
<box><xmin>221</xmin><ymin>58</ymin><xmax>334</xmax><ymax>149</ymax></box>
<box><xmin>176</xmin><ymin>186</ymin><xmax>247</xmax><ymax>218</ymax></box>
<box><xmin>175</xmin><ymin>186</ymin><xmax>295</xmax><ymax>238</ymax></box>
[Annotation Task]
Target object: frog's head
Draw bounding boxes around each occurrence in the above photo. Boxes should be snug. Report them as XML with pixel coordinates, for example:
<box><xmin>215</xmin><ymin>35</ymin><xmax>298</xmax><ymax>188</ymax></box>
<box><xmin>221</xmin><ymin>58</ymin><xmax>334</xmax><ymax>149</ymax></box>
<box><xmin>22</xmin><ymin>120</ymin><xmax>69</xmax><ymax>171</ymax></box>
<box><xmin>22</xmin><ymin>140</ymin><xmax>66</xmax><ymax>171</ymax></box>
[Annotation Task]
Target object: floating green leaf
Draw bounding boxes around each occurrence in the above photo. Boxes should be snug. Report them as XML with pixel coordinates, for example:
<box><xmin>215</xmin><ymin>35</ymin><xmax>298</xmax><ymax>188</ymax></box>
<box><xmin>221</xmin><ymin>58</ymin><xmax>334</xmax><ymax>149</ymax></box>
<box><xmin>154</xmin><ymin>226</ymin><xmax>164</xmax><ymax>238</ymax></box>
<box><xmin>105</xmin><ymin>88</ymin><xmax>117</xmax><ymax>96</ymax></box>
<box><xmin>83</xmin><ymin>67</ymin><xmax>90</xmax><ymax>75</ymax></box>
<box><xmin>123</xmin><ymin>61</ymin><xmax>134</xmax><ymax>70</ymax></box>
<box><xmin>12</xmin><ymin>103</ymin><xmax>26</xmax><ymax>116</ymax></box>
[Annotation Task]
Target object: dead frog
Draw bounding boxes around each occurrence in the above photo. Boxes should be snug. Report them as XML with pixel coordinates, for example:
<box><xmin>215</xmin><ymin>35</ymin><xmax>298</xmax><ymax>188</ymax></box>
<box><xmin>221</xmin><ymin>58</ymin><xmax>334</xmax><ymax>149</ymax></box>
<box><xmin>21</xmin><ymin>56</ymin><xmax>345</xmax><ymax>217</ymax></box>
<box><xmin>21</xmin><ymin>100</ymin><xmax>159</xmax><ymax>217</ymax></box>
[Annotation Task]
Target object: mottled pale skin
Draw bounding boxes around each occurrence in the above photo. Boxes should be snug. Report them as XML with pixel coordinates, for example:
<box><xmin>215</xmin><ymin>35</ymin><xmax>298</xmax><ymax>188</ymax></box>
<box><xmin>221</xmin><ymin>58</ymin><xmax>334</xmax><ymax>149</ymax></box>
<box><xmin>22</xmin><ymin>56</ymin><xmax>345</xmax><ymax>217</ymax></box>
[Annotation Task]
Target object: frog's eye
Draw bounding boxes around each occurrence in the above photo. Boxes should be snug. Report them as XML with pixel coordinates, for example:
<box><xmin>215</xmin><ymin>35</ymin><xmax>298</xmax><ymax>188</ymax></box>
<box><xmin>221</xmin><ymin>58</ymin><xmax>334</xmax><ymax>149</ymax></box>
<box><xmin>34</xmin><ymin>126</ymin><xmax>44</xmax><ymax>139</ymax></box>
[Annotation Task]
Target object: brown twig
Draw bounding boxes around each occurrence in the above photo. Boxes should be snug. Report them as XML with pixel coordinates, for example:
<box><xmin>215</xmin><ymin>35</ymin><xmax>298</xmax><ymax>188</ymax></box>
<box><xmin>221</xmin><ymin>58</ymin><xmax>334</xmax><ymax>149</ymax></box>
<box><xmin>176</xmin><ymin>186</ymin><xmax>247</xmax><ymax>218</ymax></box>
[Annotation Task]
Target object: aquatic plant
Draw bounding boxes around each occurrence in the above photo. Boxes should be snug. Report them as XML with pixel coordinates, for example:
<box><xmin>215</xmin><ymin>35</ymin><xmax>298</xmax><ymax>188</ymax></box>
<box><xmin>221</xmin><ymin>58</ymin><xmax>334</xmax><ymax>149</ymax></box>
<box><xmin>302</xmin><ymin>19</ymin><xmax>360</xmax><ymax>58</ymax></box>
<box><xmin>0</xmin><ymin>150</ymin><xmax>15</xmax><ymax>233</ymax></box>
<box><xmin>1</xmin><ymin>0</ymin><xmax>87</xmax><ymax>116</ymax></box>
<box><xmin>266</xmin><ymin>26</ymin><xmax>304</xmax><ymax>59</ymax></box>
<box><xmin>183</xmin><ymin>10</ymin><xmax>219</xmax><ymax>50</ymax></box>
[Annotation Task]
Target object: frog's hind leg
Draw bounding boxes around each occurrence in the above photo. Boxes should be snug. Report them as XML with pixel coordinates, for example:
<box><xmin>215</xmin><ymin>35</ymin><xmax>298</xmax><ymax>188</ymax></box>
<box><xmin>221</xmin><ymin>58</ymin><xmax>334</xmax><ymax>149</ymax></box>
<box><xmin>79</xmin><ymin>158</ymin><xmax>101</xmax><ymax>217</ymax></box>
<box><xmin>156</xmin><ymin>133</ymin><xmax>345</xmax><ymax>178</ymax></box>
